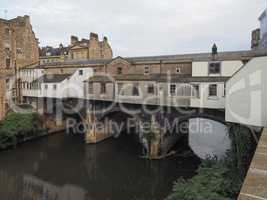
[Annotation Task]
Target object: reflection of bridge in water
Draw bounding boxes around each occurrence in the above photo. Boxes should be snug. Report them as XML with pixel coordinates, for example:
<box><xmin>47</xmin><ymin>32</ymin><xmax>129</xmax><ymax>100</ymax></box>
<box><xmin>0</xmin><ymin>133</ymin><xmax>200</xmax><ymax>200</ymax></box>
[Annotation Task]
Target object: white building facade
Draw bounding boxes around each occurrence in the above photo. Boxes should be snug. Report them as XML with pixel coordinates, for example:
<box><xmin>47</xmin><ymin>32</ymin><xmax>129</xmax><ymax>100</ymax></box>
<box><xmin>21</xmin><ymin>67</ymin><xmax>94</xmax><ymax>99</ymax></box>
<box><xmin>190</xmin><ymin>59</ymin><xmax>243</xmax><ymax>109</ymax></box>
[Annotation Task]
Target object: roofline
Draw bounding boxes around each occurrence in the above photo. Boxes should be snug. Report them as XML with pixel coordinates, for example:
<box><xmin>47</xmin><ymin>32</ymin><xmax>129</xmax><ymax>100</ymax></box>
<box><xmin>35</xmin><ymin>49</ymin><xmax>267</xmax><ymax>68</ymax></box>
<box><xmin>259</xmin><ymin>8</ymin><xmax>267</xmax><ymax>21</ymax></box>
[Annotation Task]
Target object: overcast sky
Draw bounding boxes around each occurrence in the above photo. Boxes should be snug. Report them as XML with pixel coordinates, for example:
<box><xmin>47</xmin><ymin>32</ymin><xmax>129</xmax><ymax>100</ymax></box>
<box><xmin>1</xmin><ymin>0</ymin><xmax>266</xmax><ymax>57</ymax></box>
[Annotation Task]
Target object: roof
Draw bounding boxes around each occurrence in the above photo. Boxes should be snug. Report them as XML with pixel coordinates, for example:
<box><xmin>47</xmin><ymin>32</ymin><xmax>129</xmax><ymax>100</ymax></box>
<box><xmin>38</xmin><ymin>49</ymin><xmax>267</xmax><ymax>68</ymax></box>
<box><xmin>38</xmin><ymin>58</ymin><xmax>113</xmax><ymax>68</ymax></box>
<box><xmin>89</xmin><ymin>74</ymin><xmax>230</xmax><ymax>83</ymax></box>
<box><xmin>34</xmin><ymin>74</ymin><xmax>72</xmax><ymax>83</ymax></box>
<box><xmin>126</xmin><ymin>49</ymin><xmax>267</xmax><ymax>63</ymax></box>
<box><xmin>259</xmin><ymin>8</ymin><xmax>267</xmax><ymax>20</ymax></box>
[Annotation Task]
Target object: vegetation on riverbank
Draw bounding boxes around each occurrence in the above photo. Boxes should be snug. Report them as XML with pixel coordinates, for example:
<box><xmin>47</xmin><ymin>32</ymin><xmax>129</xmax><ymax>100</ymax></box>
<box><xmin>0</xmin><ymin>112</ymin><xmax>46</xmax><ymax>149</ymax></box>
<box><xmin>166</xmin><ymin>124</ymin><xmax>258</xmax><ymax>200</ymax></box>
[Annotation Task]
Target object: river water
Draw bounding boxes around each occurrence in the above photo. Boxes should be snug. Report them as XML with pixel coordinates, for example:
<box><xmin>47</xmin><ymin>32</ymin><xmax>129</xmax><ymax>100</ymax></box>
<box><xmin>0</xmin><ymin>133</ymin><xmax>199</xmax><ymax>200</ymax></box>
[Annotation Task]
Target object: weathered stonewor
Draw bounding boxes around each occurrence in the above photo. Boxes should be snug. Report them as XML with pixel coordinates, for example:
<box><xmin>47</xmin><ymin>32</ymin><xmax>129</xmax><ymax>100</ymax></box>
<box><xmin>69</xmin><ymin>33</ymin><xmax>113</xmax><ymax>60</ymax></box>
<box><xmin>0</xmin><ymin>15</ymin><xmax>39</xmax><ymax>120</ymax></box>
<box><xmin>238</xmin><ymin>128</ymin><xmax>267</xmax><ymax>200</ymax></box>
<box><xmin>85</xmin><ymin>112</ymin><xmax>114</xmax><ymax>143</ymax></box>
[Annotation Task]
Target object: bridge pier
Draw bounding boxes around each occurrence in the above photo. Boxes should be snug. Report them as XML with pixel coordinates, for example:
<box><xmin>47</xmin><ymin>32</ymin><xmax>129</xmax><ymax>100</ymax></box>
<box><xmin>84</xmin><ymin>110</ymin><xmax>114</xmax><ymax>144</ymax></box>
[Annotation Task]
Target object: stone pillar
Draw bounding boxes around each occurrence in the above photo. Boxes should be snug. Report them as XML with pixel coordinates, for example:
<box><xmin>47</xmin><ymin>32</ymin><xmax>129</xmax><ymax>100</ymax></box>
<box><xmin>37</xmin><ymin>97</ymin><xmax>44</xmax><ymax>115</ymax></box>
<box><xmin>148</xmin><ymin>115</ymin><xmax>162</xmax><ymax>159</ymax></box>
<box><xmin>85</xmin><ymin>107</ymin><xmax>113</xmax><ymax>144</ymax></box>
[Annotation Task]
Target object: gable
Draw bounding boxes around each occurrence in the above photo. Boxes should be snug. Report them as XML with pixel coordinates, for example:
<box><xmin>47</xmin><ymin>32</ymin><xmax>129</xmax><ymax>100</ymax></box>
<box><xmin>70</xmin><ymin>44</ymin><xmax>88</xmax><ymax>50</ymax></box>
<box><xmin>109</xmin><ymin>56</ymin><xmax>131</xmax><ymax>66</ymax></box>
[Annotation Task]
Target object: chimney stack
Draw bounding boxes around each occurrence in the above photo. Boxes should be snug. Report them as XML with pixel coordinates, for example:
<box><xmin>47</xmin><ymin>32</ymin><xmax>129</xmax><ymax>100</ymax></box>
<box><xmin>71</xmin><ymin>35</ymin><xmax>78</xmax><ymax>45</ymax></box>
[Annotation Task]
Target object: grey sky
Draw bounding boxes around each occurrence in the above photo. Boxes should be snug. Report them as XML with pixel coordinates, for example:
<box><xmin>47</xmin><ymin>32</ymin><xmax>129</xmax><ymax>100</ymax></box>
<box><xmin>1</xmin><ymin>0</ymin><xmax>266</xmax><ymax>57</ymax></box>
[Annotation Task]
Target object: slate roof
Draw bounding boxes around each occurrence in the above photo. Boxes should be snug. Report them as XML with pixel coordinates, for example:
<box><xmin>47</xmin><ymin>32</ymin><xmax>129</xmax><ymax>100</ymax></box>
<box><xmin>34</xmin><ymin>74</ymin><xmax>72</xmax><ymax>83</ymax></box>
<box><xmin>88</xmin><ymin>74</ymin><xmax>230</xmax><ymax>83</ymax></box>
<box><xmin>126</xmin><ymin>49</ymin><xmax>267</xmax><ymax>62</ymax></box>
<box><xmin>38</xmin><ymin>49</ymin><xmax>267</xmax><ymax>68</ymax></box>
<box><xmin>38</xmin><ymin>58</ymin><xmax>113</xmax><ymax>68</ymax></box>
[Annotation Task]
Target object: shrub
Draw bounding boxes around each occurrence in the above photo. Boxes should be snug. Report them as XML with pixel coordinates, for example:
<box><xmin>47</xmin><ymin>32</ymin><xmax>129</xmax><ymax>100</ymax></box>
<box><xmin>166</xmin><ymin>124</ymin><xmax>258</xmax><ymax>200</ymax></box>
<box><xmin>0</xmin><ymin>112</ymin><xmax>46</xmax><ymax>149</ymax></box>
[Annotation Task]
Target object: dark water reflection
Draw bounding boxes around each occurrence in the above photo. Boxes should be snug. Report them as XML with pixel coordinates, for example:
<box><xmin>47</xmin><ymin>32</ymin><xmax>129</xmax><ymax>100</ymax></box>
<box><xmin>0</xmin><ymin>133</ymin><xmax>200</xmax><ymax>200</ymax></box>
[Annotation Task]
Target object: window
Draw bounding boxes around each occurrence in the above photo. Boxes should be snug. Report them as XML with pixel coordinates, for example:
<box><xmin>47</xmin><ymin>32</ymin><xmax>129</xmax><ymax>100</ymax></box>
<box><xmin>6</xmin><ymin>58</ymin><xmax>10</xmax><ymax>68</ymax></box>
<box><xmin>45</xmin><ymin>84</ymin><xmax>48</xmax><ymax>90</ymax></box>
<box><xmin>191</xmin><ymin>84</ymin><xmax>200</xmax><ymax>98</ymax></box>
<box><xmin>147</xmin><ymin>84</ymin><xmax>155</xmax><ymax>94</ymax></box>
<box><xmin>223</xmin><ymin>83</ymin><xmax>226</xmax><ymax>97</ymax></box>
<box><xmin>209</xmin><ymin>84</ymin><xmax>217</xmax><ymax>96</ymax></box>
<box><xmin>6</xmin><ymin>79</ymin><xmax>10</xmax><ymax>90</ymax></box>
<box><xmin>144</xmin><ymin>66</ymin><xmax>150</xmax><ymax>75</ymax></box>
<box><xmin>89</xmin><ymin>83</ymin><xmax>93</xmax><ymax>94</ymax></box>
<box><xmin>100</xmin><ymin>83</ymin><xmax>106</xmax><ymax>94</ymax></box>
<box><xmin>117</xmin><ymin>67</ymin><xmax>122</xmax><ymax>75</ymax></box>
<box><xmin>208</xmin><ymin>62</ymin><xmax>221</xmax><ymax>74</ymax></box>
<box><xmin>132</xmin><ymin>83</ymin><xmax>139</xmax><ymax>96</ymax></box>
<box><xmin>16</xmin><ymin>48</ymin><xmax>22</xmax><ymax>54</ymax></box>
<box><xmin>53</xmin><ymin>84</ymin><xmax>57</xmax><ymax>90</ymax></box>
<box><xmin>176</xmin><ymin>67</ymin><xmax>181</xmax><ymax>74</ymax></box>
<box><xmin>79</xmin><ymin>70</ymin><xmax>83</xmax><ymax>75</ymax></box>
<box><xmin>5</xmin><ymin>28</ymin><xmax>10</xmax><ymax>35</ymax></box>
<box><xmin>170</xmin><ymin>84</ymin><xmax>176</xmax><ymax>96</ymax></box>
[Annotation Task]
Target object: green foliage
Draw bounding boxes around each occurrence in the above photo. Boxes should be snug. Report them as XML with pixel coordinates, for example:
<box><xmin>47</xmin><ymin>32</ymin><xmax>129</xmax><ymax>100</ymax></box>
<box><xmin>166</xmin><ymin>124</ymin><xmax>257</xmax><ymax>200</ymax></box>
<box><xmin>0</xmin><ymin>112</ymin><xmax>46</xmax><ymax>149</ymax></box>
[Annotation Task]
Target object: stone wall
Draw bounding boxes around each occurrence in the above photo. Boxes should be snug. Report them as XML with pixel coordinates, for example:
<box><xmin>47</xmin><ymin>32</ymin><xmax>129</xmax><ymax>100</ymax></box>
<box><xmin>104</xmin><ymin>57</ymin><xmax>192</xmax><ymax>76</ymax></box>
<box><xmin>69</xmin><ymin>33</ymin><xmax>113</xmax><ymax>60</ymax></box>
<box><xmin>0</xmin><ymin>15</ymin><xmax>39</xmax><ymax>120</ymax></box>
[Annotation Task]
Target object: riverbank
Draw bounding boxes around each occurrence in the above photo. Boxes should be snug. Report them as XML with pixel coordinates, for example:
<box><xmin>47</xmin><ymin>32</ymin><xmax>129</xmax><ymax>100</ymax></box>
<box><xmin>0</xmin><ymin>112</ymin><xmax>65</xmax><ymax>151</ymax></box>
<box><xmin>166</xmin><ymin>124</ymin><xmax>260</xmax><ymax>200</ymax></box>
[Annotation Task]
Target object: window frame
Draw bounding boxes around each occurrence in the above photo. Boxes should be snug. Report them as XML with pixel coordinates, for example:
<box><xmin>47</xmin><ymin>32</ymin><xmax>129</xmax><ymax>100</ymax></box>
<box><xmin>208</xmin><ymin>84</ymin><xmax>218</xmax><ymax>97</ymax></box>
<box><xmin>147</xmin><ymin>84</ymin><xmax>155</xmax><ymax>94</ymax></box>
<box><xmin>144</xmin><ymin>66</ymin><xmax>150</xmax><ymax>75</ymax></box>
<box><xmin>117</xmin><ymin>67</ymin><xmax>122</xmax><ymax>75</ymax></box>
<box><xmin>100</xmin><ymin>83</ymin><xmax>106</xmax><ymax>94</ymax></box>
<box><xmin>169</xmin><ymin>84</ymin><xmax>176</xmax><ymax>96</ymax></box>
<box><xmin>208</xmin><ymin>62</ymin><xmax>221</xmax><ymax>75</ymax></box>
<box><xmin>79</xmin><ymin>69</ymin><xmax>83</xmax><ymax>76</ymax></box>
<box><xmin>5</xmin><ymin>58</ymin><xmax>11</xmax><ymax>68</ymax></box>
<box><xmin>132</xmin><ymin>83</ymin><xmax>139</xmax><ymax>96</ymax></box>
<box><xmin>191</xmin><ymin>84</ymin><xmax>200</xmax><ymax>98</ymax></box>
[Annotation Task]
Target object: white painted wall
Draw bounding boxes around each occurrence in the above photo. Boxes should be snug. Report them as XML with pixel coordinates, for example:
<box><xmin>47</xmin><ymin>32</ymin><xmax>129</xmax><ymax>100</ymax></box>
<box><xmin>23</xmin><ymin>68</ymin><xmax>94</xmax><ymax>99</ymax></box>
<box><xmin>20</xmin><ymin>68</ymin><xmax>45</xmax><ymax>97</ymax></box>
<box><xmin>190</xmin><ymin>82</ymin><xmax>225</xmax><ymax>109</ymax></box>
<box><xmin>189</xmin><ymin>118</ymin><xmax>231</xmax><ymax>160</ymax></box>
<box><xmin>192</xmin><ymin>61</ymin><xmax>243</xmax><ymax>77</ymax></box>
<box><xmin>226</xmin><ymin>57</ymin><xmax>267</xmax><ymax>127</ymax></box>
<box><xmin>20</xmin><ymin>68</ymin><xmax>44</xmax><ymax>82</ymax></box>
<box><xmin>63</xmin><ymin>68</ymin><xmax>94</xmax><ymax>99</ymax></box>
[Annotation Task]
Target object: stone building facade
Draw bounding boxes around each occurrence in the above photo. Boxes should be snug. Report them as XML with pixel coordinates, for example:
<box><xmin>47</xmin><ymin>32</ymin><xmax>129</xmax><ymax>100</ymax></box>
<box><xmin>69</xmin><ymin>33</ymin><xmax>113</xmax><ymax>60</ymax></box>
<box><xmin>0</xmin><ymin>15</ymin><xmax>39</xmax><ymax>70</ymax></box>
<box><xmin>0</xmin><ymin>15</ymin><xmax>39</xmax><ymax>119</ymax></box>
